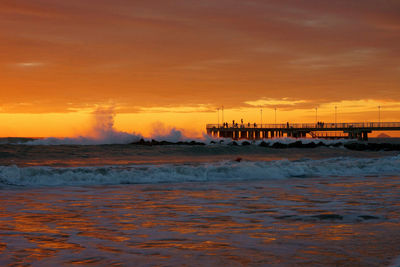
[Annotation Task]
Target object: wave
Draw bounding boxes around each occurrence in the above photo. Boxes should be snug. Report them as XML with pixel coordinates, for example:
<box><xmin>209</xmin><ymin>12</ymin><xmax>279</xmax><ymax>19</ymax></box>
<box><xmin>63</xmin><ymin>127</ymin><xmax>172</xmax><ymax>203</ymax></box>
<box><xmin>1</xmin><ymin>155</ymin><xmax>399</xmax><ymax>186</ymax></box>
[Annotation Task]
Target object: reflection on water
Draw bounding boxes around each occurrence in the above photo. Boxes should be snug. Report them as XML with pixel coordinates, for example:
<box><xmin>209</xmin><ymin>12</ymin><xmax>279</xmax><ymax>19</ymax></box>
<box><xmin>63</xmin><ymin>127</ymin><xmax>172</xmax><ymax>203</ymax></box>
<box><xmin>0</xmin><ymin>176</ymin><xmax>400</xmax><ymax>266</ymax></box>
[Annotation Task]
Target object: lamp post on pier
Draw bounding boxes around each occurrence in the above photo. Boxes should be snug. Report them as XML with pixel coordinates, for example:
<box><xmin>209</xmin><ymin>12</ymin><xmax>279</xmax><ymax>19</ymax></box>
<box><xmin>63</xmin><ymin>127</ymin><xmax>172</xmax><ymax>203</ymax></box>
<box><xmin>335</xmin><ymin>106</ymin><xmax>337</xmax><ymax>126</ymax></box>
<box><xmin>378</xmin><ymin>105</ymin><xmax>381</xmax><ymax>126</ymax></box>
<box><xmin>260</xmin><ymin>108</ymin><xmax>263</xmax><ymax>128</ymax></box>
<box><xmin>217</xmin><ymin>108</ymin><xmax>220</xmax><ymax>127</ymax></box>
<box><xmin>315</xmin><ymin>107</ymin><xmax>318</xmax><ymax>125</ymax></box>
<box><xmin>274</xmin><ymin>107</ymin><xmax>277</xmax><ymax>125</ymax></box>
<box><xmin>222</xmin><ymin>106</ymin><xmax>224</xmax><ymax>125</ymax></box>
<box><xmin>334</xmin><ymin>106</ymin><xmax>338</xmax><ymax>136</ymax></box>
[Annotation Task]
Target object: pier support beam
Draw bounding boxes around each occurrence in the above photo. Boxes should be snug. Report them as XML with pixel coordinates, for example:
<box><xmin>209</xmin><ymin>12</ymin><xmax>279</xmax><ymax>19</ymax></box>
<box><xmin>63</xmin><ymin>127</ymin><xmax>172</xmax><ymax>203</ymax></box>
<box><xmin>234</xmin><ymin>131</ymin><xmax>239</xmax><ymax>140</ymax></box>
<box><xmin>362</xmin><ymin>132</ymin><xmax>369</xmax><ymax>141</ymax></box>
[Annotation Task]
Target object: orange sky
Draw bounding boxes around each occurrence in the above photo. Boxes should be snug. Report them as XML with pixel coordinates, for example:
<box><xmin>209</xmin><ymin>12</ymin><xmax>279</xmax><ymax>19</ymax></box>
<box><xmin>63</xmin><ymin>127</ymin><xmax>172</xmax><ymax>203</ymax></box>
<box><xmin>1</xmin><ymin>0</ymin><xmax>400</xmax><ymax>137</ymax></box>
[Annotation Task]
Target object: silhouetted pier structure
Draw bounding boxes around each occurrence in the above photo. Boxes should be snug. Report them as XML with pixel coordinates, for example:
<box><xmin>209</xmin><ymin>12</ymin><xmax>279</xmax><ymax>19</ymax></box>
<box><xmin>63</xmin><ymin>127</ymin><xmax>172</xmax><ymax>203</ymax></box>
<box><xmin>206</xmin><ymin>122</ymin><xmax>400</xmax><ymax>141</ymax></box>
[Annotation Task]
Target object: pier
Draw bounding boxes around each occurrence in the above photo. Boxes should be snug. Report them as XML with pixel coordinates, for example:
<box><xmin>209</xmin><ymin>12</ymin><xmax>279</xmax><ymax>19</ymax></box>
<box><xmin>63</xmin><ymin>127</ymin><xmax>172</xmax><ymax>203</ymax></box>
<box><xmin>206</xmin><ymin>122</ymin><xmax>400</xmax><ymax>141</ymax></box>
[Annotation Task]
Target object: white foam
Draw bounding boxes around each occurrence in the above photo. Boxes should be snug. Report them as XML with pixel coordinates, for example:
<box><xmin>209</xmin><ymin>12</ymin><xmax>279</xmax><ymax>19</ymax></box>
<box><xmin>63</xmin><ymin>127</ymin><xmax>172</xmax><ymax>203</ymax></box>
<box><xmin>1</xmin><ymin>155</ymin><xmax>399</xmax><ymax>187</ymax></box>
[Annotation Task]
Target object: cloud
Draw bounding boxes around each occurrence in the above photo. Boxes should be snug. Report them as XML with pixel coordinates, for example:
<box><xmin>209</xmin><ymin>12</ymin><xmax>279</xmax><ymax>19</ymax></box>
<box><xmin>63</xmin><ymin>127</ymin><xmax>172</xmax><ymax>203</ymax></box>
<box><xmin>137</xmin><ymin>105</ymin><xmax>215</xmax><ymax>114</ymax></box>
<box><xmin>289</xmin><ymin>49</ymin><xmax>381</xmax><ymax>70</ymax></box>
<box><xmin>14</xmin><ymin>62</ymin><xmax>45</xmax><ymax>67</ymax></box>
<box><xmin>245</xmin><ymin>98</ymin><xmax>308</xmax><ymax>107</ymax></box>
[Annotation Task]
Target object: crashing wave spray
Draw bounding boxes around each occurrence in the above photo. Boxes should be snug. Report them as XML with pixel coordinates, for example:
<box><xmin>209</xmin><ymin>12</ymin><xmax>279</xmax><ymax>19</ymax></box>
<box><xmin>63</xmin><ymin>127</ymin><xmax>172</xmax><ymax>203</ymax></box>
<box><xmin>24</xmin><ymin>108</ymin><xmax>202</xmax><ymax>145</ymax></box>
<box><xmin>148</xmin><ymin>122</ymin><xmax>205</xmax><ymax>143</ymax></box>
<box><xmin>26</xmin><ymin>108</ymin><xmax>142</xmax><ymax>145</ymax></box>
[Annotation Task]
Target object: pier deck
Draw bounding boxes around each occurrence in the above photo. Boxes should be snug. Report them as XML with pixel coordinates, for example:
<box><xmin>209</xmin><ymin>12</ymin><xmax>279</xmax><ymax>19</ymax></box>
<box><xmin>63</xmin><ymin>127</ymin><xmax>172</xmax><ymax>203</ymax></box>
<box><xmin>206</xmin><ymin>122</ymin><xmax>400</xmax><ymax>141</ymax></box>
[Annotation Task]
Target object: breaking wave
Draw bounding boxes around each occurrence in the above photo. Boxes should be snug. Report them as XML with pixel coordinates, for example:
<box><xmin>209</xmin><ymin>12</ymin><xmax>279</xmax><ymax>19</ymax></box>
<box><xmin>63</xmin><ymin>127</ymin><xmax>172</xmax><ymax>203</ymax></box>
<box><xmin>22</xmin><ymin>109</ymin><xmax>198</xmax><ymax>145</ymax></box>
<box><xmin>1</xmin><ymin>155</ymin><xmax>399</xmax><ymax>187</ymax></box>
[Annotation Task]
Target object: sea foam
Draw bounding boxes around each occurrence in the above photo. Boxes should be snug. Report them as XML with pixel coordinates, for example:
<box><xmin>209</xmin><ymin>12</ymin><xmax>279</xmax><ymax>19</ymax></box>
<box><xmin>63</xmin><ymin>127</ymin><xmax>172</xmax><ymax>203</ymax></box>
<box><xmin>1</xmin><ymin>155</ymin><xmax>399</xmax><ymax>187</ymax></box>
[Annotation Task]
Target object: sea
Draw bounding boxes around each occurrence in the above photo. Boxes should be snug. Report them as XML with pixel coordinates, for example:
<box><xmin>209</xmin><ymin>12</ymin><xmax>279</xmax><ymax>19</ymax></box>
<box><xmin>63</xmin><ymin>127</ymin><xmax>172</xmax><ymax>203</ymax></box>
<box><xmin>0</xmin><ymin>137</ymin><xmax>400</xmax><ymax>266</ymax></box>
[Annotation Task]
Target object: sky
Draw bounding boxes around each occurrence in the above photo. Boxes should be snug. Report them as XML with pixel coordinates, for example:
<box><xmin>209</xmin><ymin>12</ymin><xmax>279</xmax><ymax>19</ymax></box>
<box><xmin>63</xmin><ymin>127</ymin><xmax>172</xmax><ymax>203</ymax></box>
<box><xmin>1</xmin><ymin>0</ymin><xmax>400</xmax><ymax>137</ymax></box>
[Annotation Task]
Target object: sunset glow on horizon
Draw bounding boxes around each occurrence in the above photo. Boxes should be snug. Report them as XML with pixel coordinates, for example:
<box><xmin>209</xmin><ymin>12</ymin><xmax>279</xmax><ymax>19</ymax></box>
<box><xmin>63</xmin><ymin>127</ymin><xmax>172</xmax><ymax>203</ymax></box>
<box><xmin>1</xmin><ymin>1</ymin><xmax>399</xmax><ymax>137</ymax></box>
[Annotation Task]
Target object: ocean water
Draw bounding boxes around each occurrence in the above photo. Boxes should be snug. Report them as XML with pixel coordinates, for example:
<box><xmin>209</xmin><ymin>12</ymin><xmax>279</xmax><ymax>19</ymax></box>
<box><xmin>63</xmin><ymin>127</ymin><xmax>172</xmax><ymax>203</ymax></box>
<box><xmin>1</xmin><ymin>140</ymin><xmax>400</xmax><ymax>266</ymax></box>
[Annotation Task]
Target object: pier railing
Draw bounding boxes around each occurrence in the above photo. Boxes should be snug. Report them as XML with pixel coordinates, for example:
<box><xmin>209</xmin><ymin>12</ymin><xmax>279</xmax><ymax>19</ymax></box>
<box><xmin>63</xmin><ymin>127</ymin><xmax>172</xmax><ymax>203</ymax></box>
<box><xmin>206</xmin><ymin>122</ymin><xmax>400</xmax><ymax>130</ymax></box>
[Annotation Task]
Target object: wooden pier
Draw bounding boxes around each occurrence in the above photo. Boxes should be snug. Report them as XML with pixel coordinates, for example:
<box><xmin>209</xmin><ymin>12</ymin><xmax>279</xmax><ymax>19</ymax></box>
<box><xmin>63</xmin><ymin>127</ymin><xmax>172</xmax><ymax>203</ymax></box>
<box><xmin>206</xmin><ymin>122</ymin><xmax>400</xmax><ymax>141</ymax></box>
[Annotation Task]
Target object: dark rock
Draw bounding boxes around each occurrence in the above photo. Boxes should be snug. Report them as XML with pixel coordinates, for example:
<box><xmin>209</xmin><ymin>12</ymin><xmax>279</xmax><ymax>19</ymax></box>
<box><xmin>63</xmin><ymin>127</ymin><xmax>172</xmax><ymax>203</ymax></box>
<box><xmin>159</xmin><ymin>141</ymin><xmax>175</xmax><ymax>145</ymax></box>
<box><xmin>358</xmin><ymin>215</ymin><xmax>380</xmax><ymax>220</ymax></box>
<box><xmin>189</xmin><ymin>141</ymin><xmax>205</xmax><ymax>146</ymax></box>
<box><xmin>344</xmin><ymin>142</ymin><xmax>367</xmax><ymax>151</ymax></box>
<box><xmin>241</xmin><ymin>141</ymin><xmax>251</xmax><ymax>146</ymax></box>
<box><xmin>234</xmin><ymin>157</ymin><xmax>243</xmax><ymax>162</ymax></box>
<box><xmin>317</xmin><ymin>141</ymin><xmax>327</xmax><ymax>147</ymax></box>
<box><xmin>311</xmin><ymin>214</ymin><xmax>343</xmax><ymax>220</ymax></box>
<box><xmin>131</xmin><ymin>138</ymin><xmax>152</xmax><ymax>146</ymax></box>
<box><xmin>150</xmin><ymin>139</ymin><xmax>159</xmax><ymax>145</ymax></box>
<box><xmin>303</xmin><ymin>142</ymin><xmax>318</xmax><ymax>148</ymax></box>
<box><xmin>343</xmin><ymin>142</ymin><xmax>400</xmax><ymax>151</ymax></box>
<box><xmin>288</xmin><ymin>141</ymin><xmax>303</xmax><ymax>148</ymax></box>
<box><xmin>259</xmin><ymin>141</ymin><xmax>270</xmax><ymax>147</ymax></box>
<box><xmin>271</xmin><ymin>142</ymin><xmax>288</xmax><ymax>148</ymax></box>
<box><xmin>130</xmin><ymin>138</ymin><xmax>205</xmax><ymax>146</ymax></box>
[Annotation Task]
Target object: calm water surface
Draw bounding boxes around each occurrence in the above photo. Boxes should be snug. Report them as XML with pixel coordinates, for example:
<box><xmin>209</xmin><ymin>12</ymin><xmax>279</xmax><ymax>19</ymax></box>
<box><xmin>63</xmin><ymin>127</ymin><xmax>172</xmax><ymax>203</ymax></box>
<box><xmin>1</xmin><ymin>177</ymin><xmax>400</xmax><ymax>266</ymax></box>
